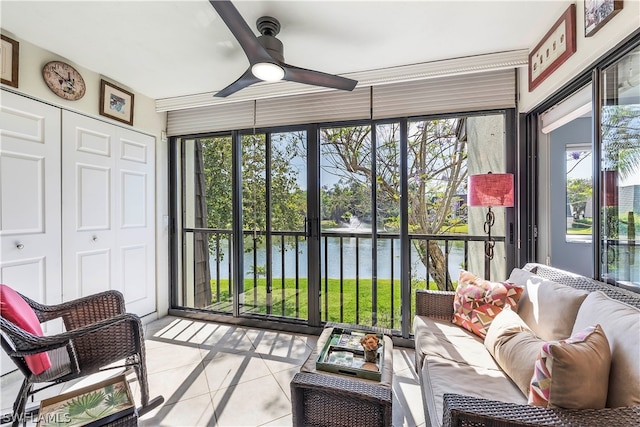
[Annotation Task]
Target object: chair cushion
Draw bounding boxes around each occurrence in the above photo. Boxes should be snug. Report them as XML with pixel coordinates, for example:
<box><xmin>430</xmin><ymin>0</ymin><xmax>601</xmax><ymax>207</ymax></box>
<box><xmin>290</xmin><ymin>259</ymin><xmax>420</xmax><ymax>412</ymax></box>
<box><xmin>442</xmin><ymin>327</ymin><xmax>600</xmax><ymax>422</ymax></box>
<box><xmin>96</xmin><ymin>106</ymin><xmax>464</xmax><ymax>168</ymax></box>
<box><xmin>484</xmin><ymin>307</ymin><xmax>544</xmax><ymax>395</ymax></box>
<box><xmin>508</xmin><ymin>268</ymin><xmax>589</xmax><ymax>341</ymax></box>
<box><xmin>0</xmin><ymin>284</ymin><xmax>52</xmax><ymax>375</ymax></box>
<box><xmin>572</xmin><ymin>291</ymin><xmax>640</xmax><ymax>408</ymax></box>
<box><xmin>414</xmin><ymin>315</ymin><xmax>501</xmax><ymax>372</ymax></box>
<box><xmin>421</xmin><ymin>355</ymin><xmax>527</xmax><ymax>427</ymax></box>
<box><xmin>528</xmin><ymin>324</ymin><xmax>610</xmax><ymax>409</ymax></box>
<box><xmin>452</xmin><ymin>270</ymin><xmax>523</xmax><ymax>339</ymax></box>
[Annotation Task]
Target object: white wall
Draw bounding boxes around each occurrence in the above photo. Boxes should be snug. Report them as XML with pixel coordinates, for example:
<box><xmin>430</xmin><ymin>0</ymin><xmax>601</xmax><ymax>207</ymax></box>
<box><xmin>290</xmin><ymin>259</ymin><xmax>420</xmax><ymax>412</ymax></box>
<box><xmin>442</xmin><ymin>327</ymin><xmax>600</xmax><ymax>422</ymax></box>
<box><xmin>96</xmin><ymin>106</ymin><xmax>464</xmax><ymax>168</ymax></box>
<box><xmin>1</xmin><ymin>35</ymin><xmax>170</xmax><ymax>320</ymax></box>
<box><xmin>519</xmin><ymin>0</ymin><xmax>640</xmax><ymax>113</ymax></box>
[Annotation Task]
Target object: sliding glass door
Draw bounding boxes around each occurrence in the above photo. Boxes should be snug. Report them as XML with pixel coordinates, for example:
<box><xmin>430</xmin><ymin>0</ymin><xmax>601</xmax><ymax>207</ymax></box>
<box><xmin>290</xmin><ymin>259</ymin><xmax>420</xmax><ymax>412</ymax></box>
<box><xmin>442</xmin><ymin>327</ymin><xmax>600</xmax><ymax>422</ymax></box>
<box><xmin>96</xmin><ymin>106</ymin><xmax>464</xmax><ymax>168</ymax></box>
<box><xmin>240</xmin><ymin>131</ymin><xmax>309</xmax><ymax>320</ymax></box>
<box><xmin>173</xmin><ymin>110</ymin><xmax>513</xmax><ymax>335</ymax></box>
<box><xmin>599</xmin><ymin>46</ymin><xmax>640</xmax><ymax>290</ymax></box>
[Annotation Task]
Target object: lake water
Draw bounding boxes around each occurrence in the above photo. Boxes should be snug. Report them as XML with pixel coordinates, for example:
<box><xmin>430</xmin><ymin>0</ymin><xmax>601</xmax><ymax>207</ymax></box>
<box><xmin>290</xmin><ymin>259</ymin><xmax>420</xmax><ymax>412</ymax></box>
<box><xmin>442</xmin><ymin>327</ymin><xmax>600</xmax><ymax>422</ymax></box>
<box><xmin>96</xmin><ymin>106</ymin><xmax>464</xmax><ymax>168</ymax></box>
<box><xmin>210</xmin><ymin>235</ymin><xmax>465</xmax><ymax>281</ymax></box>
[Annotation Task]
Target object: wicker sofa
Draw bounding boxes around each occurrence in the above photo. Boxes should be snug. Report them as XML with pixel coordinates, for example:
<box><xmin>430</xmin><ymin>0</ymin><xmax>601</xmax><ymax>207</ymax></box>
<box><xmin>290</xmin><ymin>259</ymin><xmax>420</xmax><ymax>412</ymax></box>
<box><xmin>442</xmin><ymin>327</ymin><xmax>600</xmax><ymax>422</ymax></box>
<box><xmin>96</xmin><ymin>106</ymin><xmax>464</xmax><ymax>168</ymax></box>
<box><xmin>413</xmin><ymin>262</ymin><xmax>640</xmax><ymax>427</ymax></box>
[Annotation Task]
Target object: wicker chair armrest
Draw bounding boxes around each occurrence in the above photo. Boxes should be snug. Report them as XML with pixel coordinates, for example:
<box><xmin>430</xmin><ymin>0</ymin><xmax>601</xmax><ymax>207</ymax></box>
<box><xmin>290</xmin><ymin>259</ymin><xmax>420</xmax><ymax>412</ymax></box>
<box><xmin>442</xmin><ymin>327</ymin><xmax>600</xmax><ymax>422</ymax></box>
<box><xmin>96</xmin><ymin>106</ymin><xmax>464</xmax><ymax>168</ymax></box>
<box><xmin>291</xmin><ymin>372</ymin><xmax>392</xmax><ymax>427</ymax></box>
<box><xmin>443</xmin><ymin>393</ymin><xmax>640</xmax><ymax>427</ymax></box>
<box><xmin>415</xmin><ymin>289</ymin><xmax>455</xmax><ymax>319</ymax></box>
<box><xmin>291</xmin><ymin>372</ymin><xmax>392</xmax><ymax>403</ymax></box>
<box><xmin>21</xmin><ymin>290</ymin><xmax>126</xmax><ymax>327</ymax></box>
<box><xmin>1</xmin><ymin>313</ymin><xmax>142</xmax><ymax>357</ymax></box>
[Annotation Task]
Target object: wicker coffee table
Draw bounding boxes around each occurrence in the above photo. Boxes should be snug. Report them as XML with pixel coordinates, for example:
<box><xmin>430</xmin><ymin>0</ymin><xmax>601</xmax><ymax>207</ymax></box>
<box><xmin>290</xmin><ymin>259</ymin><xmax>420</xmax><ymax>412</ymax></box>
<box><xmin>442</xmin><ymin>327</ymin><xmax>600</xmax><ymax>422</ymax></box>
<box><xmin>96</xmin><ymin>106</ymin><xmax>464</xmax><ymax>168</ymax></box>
<box><xmin>290</xmin><ymin>323</ymin><xmax>393</xmax><ymax>427</ymax></box>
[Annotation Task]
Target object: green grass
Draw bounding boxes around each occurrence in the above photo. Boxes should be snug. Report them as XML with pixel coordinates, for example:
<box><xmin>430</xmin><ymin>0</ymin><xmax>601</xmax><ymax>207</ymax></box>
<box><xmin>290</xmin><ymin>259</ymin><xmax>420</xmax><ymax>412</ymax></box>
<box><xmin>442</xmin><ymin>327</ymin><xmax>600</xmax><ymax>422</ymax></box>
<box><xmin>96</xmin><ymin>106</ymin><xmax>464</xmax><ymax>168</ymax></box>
<box><xmin>443</xmin><ymin>224</ymin><xmax>468</xmax><ymax>234</ymax></box>
<box><xmin>567</xmin><ymin>227</ymin><xmax>593</xmax><ymax>235</ymax></box>
<box><xmin>208</xmin><ymin>277</ymin><xmax>444</xmax><ymax>329</ymax></box>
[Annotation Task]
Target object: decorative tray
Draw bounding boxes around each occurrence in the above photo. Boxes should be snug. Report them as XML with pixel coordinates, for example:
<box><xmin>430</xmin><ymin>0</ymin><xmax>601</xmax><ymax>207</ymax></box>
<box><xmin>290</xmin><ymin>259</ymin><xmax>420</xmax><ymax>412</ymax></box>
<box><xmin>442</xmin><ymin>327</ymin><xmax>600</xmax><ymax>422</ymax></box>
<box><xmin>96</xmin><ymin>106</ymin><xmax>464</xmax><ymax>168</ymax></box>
<box><xmin>316</xmin><ymin>327</ymin><xmax>384</xmax><ymax>381</ymax></box>
<box><xmin>37</xmin><ymin>374</ymin><xmax>135</xmax><ymax>427</ymax></box>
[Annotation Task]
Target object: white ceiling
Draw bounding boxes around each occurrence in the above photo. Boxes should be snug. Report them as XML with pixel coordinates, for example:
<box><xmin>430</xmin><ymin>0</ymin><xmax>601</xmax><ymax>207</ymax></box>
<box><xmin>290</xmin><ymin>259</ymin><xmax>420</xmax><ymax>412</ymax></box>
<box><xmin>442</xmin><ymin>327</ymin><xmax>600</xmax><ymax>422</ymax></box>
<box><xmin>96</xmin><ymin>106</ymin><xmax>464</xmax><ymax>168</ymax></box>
<box><xmin>1</xmin><ymin>1</ymin><xmax>571</xmax><ymax>102</ymax></box>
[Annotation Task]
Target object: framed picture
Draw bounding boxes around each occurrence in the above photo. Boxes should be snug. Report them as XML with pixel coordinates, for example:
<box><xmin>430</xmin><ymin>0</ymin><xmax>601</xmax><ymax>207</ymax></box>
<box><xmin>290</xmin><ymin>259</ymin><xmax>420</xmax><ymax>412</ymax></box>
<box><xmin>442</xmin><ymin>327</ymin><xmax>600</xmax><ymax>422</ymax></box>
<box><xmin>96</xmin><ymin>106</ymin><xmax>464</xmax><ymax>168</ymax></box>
<box><xmin>37</xmin><ymin>374</ymin><xmax>135</xmax><ymax>427</ymax></box>
<box><xmin>100</xmin><ymin>79</ymin><xmax>134</xmax><ymax>125</ymax></box>
<box><xmin>1</xmin><ymin>34</ymin><xmax>19</xmax><ymax>88</ymax></box>
<box><xmin>528</xmin><ymin>4</ymin><xmax>576</xmax><ymax>92</ymax></box>
<box><xmin>584</xmin><ymin>0</ymin><xmax>623</xmax><ymax>37</ymax></box>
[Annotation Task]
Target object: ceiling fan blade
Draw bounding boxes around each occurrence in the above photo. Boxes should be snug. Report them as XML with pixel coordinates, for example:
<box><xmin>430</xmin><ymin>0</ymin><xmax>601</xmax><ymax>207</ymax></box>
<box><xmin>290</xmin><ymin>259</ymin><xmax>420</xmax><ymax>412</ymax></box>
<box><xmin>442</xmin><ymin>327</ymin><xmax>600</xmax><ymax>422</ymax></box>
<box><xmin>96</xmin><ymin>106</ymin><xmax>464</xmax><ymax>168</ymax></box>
<box><xmin>282</xmin><ymin>64</ymin><xmax>358</xmax><ymax>91</ymax></box>
<box><xmin>209</xmin><ymin>0</ymin><xmax>272</xmax><ymax>64</ymax></box>
<box><xmin>215</xmin><ymin>68</ymin><xmax>261</xmax><ymax>97</ymax></box>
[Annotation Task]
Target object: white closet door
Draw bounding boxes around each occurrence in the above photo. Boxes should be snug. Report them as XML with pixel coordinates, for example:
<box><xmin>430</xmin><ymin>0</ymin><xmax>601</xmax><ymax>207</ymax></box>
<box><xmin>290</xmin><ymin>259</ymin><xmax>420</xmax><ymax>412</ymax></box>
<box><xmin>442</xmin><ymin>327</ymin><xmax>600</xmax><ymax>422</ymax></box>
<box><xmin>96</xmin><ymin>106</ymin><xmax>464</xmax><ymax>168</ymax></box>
<box><xmin>62</xmin><ymin>111</ymin><xmax>156</xmax><ymax>316</ymax></box>
<box><xmin>115</xmin><ymin>126</ymin><xmax>156</xmax><ymax>315</ymax></box>
<box><xmin>0</xmin><ymin>91</ymin><xmax>62</xmax><ymax>374</ymax></box>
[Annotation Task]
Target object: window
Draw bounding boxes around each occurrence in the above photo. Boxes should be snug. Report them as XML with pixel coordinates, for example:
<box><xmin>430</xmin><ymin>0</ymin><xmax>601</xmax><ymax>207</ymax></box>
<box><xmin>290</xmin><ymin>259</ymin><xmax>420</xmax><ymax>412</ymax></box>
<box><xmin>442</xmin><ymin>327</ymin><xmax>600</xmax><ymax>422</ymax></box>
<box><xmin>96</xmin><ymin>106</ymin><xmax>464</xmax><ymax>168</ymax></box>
<box><xmin>599</xmin><ymin>45</ymin><xmax>640</xmax><ymax>291</ymax></box>
<box><xmin>566</xmin><ymin>146</ymin><xmax>593</xmax><ymax>241</ymax></box>
<box><xmin>172</xmin><ymin>111</ymin><xmax>514</xmax><ymax>336</ymax></box>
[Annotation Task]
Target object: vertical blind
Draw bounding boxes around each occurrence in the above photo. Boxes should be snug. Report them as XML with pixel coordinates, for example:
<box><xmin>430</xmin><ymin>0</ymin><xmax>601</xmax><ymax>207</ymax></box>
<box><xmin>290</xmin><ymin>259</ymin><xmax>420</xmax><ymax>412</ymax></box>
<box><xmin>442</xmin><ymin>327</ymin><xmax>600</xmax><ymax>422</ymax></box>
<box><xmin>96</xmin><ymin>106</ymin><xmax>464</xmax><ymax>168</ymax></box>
<box><xmin>167</xmin><ymin>69</ymin><xmax>516</xmax><ymax>136</ymax></box>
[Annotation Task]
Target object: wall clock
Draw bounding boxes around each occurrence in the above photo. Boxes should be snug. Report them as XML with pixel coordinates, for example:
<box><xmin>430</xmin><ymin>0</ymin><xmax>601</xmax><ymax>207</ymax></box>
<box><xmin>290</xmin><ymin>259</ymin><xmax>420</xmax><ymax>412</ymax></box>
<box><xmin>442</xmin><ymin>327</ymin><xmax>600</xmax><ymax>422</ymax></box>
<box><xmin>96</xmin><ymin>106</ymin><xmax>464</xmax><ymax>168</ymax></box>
<box><xmin>42</xmin><ymin>61</ymin><xmax>86</xmax><ymax>100</ymax></box>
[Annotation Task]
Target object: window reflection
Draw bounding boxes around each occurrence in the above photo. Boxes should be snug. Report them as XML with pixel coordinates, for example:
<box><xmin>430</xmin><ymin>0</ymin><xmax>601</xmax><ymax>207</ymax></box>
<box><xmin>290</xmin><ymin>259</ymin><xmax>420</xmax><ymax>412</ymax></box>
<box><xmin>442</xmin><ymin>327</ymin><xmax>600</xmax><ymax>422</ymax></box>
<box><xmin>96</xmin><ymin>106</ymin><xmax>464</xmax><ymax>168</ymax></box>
<box><xmin>566</xmin><ymin>146</ymin><xmax>592</xmax><ymax>241</ymax></box>
<box><xmin>600</xmin><ymin>46</ymin><xmax>640</xmax><ymax>291</ymax></box>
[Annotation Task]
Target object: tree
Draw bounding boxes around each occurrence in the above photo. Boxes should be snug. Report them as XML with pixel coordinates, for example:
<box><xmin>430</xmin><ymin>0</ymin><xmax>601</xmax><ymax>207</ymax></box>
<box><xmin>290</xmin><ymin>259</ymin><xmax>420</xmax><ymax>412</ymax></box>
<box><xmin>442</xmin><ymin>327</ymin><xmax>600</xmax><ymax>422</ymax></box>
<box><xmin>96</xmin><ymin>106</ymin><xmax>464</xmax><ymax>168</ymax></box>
<box><xmin>566</xmin><ymin>178</ymin><xmax>592</xmax><ymax>219</ymax></box>
<box><xmin>320</xmin><ymin>119</ymin><xmax>468</xmax><ymax>290</ymax></box>
<box><xmin>200</xmin><ymin>136</ymin><xmax>233</xmax><ymax>230</ymax></box>
<box><xmin>242</xmin><ymin>133</ymin><xmax>306</xmax><ymax>233</ymax></box>
<box><xmin>601</xmin><ymin>105</ymin><xmax>640</xmax><ymax>180</ymax></box>
<box><xmin>198</xmin><ymin>133</ymin><xmax>306</xmax><ymax>235</ymax></box>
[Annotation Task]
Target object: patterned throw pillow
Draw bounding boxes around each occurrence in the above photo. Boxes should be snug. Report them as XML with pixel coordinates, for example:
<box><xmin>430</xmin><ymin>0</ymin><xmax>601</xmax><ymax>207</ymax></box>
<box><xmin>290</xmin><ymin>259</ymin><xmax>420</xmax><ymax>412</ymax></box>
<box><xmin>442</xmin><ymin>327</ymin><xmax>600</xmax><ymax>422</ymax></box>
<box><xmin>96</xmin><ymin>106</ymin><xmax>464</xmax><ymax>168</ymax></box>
<box><xmin>452</xmin><ymin>270</ymin><xmax>524</xmax><ymax>339</ymax></box>
<box><xmin>528</xmin><ymin>324</ymin><xmax>610</xmax><ymax>409</ymax></box>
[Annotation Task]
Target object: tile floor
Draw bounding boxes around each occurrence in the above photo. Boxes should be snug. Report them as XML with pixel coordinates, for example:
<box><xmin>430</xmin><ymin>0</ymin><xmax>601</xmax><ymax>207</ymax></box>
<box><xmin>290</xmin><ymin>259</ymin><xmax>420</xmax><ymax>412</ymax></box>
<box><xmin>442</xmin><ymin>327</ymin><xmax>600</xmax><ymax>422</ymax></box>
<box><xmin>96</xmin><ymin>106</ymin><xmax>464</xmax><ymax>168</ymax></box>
<box><xmin>1</xmin><ymin>316</ymin><xmax>425</xmax><ymax>426</ymax></box>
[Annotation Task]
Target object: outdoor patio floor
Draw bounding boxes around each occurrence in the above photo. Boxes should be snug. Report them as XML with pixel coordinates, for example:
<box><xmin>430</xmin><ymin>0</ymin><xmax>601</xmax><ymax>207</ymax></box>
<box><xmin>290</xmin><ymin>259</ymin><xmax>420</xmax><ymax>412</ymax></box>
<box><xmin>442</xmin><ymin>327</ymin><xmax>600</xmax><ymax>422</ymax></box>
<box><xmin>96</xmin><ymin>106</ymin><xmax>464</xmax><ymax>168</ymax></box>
<box><xmin>1</xmin><ymin>316</ymin><xmax>425</xmax><ymax>426</ymax></box>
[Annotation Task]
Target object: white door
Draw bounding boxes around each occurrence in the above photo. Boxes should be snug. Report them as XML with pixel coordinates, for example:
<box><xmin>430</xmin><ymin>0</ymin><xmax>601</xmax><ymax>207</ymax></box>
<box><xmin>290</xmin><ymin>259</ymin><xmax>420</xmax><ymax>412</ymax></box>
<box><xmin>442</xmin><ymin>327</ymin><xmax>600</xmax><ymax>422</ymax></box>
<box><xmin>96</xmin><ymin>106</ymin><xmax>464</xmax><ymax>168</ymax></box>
<box><xmin>62</xmin><ymin>111</ymin><xmax>156</xmax><ymax>316</ymax></box>
<box><xmin>0</xmin><ymin>90</ymin><xmax>62</xmax><ymax>374</ymax></box>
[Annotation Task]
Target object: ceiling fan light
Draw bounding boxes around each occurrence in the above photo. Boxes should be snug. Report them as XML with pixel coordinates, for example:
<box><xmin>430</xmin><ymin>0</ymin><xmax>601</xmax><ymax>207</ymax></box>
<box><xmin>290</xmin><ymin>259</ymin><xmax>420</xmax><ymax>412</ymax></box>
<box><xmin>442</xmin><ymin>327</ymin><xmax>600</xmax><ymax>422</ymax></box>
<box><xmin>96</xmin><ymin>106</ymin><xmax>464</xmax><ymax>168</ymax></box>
<box><xmin>251</xmin><ymin>62</ymin><xmax>285</xmax><ymax>82</ymax></box>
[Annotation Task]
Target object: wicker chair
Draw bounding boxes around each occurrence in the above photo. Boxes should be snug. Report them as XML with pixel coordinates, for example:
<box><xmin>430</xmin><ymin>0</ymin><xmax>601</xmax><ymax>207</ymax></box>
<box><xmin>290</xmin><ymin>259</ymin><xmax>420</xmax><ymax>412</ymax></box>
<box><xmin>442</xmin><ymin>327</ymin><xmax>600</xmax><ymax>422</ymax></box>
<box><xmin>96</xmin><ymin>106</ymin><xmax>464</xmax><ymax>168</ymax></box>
<box><xmin>0</xmin><ymin>289</ymin><xmax>163</xmax><ymax>426</ymax></box>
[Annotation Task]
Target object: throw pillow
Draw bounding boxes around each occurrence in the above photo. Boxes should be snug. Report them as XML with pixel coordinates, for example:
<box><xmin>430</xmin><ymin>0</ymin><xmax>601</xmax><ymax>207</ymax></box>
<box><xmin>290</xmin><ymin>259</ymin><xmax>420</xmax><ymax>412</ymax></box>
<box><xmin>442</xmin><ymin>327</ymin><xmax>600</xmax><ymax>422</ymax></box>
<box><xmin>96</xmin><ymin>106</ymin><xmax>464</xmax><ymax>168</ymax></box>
<box><xmin>0</xmin><ymin>284</ymin><xmax>52</xmax><ymax>375</ymax></box>
<box><xmin>484</xmin><ymin>307</ymin><xmax>545</xmax><ymax>395</ymax></box>
<box><xmin>509</xmin><ymin>270</ymin><xmax>589</xmax><ymax>341</ymax></box>
<box><xmin>528</xmin><ymin>324</ymin><xmax>610</xmax><ymax>409</ymax></box>
<box><xmin>452</xmin><ymin>270</ymin><xmax>524</xmax><ymax>339</ymax></box>
<box><xmin>571</xmin><ymin>291</ymin><xmax>640</xmax><ymax>408</ymax></box>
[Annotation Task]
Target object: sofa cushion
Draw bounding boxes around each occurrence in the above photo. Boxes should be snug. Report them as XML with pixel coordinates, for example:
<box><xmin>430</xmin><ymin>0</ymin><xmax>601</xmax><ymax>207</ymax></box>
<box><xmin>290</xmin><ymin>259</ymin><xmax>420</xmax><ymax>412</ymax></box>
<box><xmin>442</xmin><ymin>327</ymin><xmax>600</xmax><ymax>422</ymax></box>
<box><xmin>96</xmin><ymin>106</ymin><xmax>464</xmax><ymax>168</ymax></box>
<box><xmin>572</xmin><ymin>291</ymin><xmax>640</xmax><ymax>408</ymax></box>
<box><xmin>421</xmin><ymin>355</ymin><xmax>527</xmax><ymax>427</ymax></box>
<box><xmin>508</xmin><ymin>268</ymin><xmax>589</xmax><ymax>341</ymax></box>
<box><xmin>528</xmin><ymin>324</ymin><xmax>610</xmax><ymax>409</ymax></box>
<box><xmin>0</xmin><ymin>284</ymin><xmax>52</xmax><ymax>375</ymax></box>
<box><xmin>484</xmin><ymin>307</ymin><xmax>544</xmax><ymax>395</ymax></box>
<box><xmin>452</xmin><ymin>270</ymin><xmax>523</xmax><ymax>339</ymax></box>
<box><xmin>414</xmin><ymin>315</ymin><xmax>500</xmax><ymax>372</ymax></box>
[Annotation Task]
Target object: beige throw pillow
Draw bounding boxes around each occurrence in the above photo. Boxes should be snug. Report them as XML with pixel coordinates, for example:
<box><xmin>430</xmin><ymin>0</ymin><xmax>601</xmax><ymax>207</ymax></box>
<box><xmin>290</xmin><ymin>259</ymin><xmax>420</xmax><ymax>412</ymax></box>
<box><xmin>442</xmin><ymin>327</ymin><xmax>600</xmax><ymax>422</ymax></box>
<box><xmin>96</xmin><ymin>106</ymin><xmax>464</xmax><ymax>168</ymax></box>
<box><xmin>484</xmin><ymin>307</ymin><xmax>545</xmax><ymax>395</ymax></box>
<box><xmin>509</xmin><ymin>270</ymin><xmax>589</xmax><ymax>341</ymax></box>
<box><xmin>572</xmin><ymin>291</ymin><xmax>640</xmax><ymax>408</ymax></box>
<box><xmin>528</xmin><ymin>324</ymin><xmax>610</xmax><ymax>409</ymax></box>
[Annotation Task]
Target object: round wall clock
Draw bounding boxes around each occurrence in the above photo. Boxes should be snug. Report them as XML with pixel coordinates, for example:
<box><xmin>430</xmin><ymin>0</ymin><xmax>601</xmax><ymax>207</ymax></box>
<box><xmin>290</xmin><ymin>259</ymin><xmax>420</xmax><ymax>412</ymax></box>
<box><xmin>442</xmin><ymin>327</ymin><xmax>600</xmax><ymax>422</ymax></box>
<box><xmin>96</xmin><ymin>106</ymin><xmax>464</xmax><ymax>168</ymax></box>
<box><xmin>42</xmin><ymin>61</ymin><xmax>86</xmax><ymax>100</ymax></box>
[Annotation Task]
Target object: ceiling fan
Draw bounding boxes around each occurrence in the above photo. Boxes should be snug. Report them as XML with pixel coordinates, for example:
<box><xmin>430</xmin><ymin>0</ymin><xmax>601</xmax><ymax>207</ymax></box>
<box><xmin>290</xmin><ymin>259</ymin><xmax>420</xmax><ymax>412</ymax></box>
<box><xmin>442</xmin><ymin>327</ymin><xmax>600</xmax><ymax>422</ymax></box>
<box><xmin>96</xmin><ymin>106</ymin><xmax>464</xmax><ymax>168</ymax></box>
<box><xmin>210</xmin><ymin>0</ymin><xmax>358</xmax><ymax>97</ymax></box>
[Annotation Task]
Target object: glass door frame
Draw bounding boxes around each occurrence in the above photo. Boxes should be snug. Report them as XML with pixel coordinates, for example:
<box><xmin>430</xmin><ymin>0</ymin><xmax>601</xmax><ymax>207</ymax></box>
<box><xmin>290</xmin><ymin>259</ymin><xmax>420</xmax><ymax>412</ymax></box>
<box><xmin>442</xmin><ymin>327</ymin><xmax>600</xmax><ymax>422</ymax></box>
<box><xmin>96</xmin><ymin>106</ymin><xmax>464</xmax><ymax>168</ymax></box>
<box><xmin>524</xmin><ymin>29</ymin><xmax>640</xmax><ymax>282</ymax></box>
<box><xmin>170</xmin><ymin>110</ymin><xmax>518</xmax><ymax>337</ymax></box>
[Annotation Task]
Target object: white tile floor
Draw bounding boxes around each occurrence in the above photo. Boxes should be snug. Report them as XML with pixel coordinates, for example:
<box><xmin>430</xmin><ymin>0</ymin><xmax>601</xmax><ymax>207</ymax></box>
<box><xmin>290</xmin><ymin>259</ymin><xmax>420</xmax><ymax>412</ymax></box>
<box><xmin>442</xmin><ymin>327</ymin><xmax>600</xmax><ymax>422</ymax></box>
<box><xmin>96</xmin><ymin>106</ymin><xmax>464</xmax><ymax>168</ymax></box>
<box><xmin>1</xmin><ymin>316</ymin><xmax>425</xmax><ymax>426</ymax></box>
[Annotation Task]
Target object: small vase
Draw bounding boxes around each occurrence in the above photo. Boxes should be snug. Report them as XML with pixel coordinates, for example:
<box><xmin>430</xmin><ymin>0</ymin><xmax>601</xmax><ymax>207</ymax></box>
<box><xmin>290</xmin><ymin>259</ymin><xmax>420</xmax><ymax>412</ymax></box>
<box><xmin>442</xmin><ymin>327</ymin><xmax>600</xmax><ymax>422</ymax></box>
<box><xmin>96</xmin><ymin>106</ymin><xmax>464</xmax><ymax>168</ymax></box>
<box><xmin>363</xmin><ymin>349</ymin><xmax>378</xmax><ymax>363</ymax></box>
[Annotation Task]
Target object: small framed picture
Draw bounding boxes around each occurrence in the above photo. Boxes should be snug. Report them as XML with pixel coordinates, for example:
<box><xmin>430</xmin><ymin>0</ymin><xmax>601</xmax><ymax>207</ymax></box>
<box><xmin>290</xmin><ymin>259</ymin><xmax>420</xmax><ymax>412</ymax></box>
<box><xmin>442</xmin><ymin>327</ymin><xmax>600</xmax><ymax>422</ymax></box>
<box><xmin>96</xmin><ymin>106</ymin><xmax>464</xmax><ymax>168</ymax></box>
<box><xmin>100</xmin><ymin>79</ymin><xmax>134</xmax><ymax>125</ymax></box>
<box><xmin>584</xmin><ymin>0</ymin><xmax>623</xmax><ymax>37</ymax></box>
<box><xmin>1</xmin><ymin>35</ymin><xmax>19</xmax><ymax>88</ymax></box>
